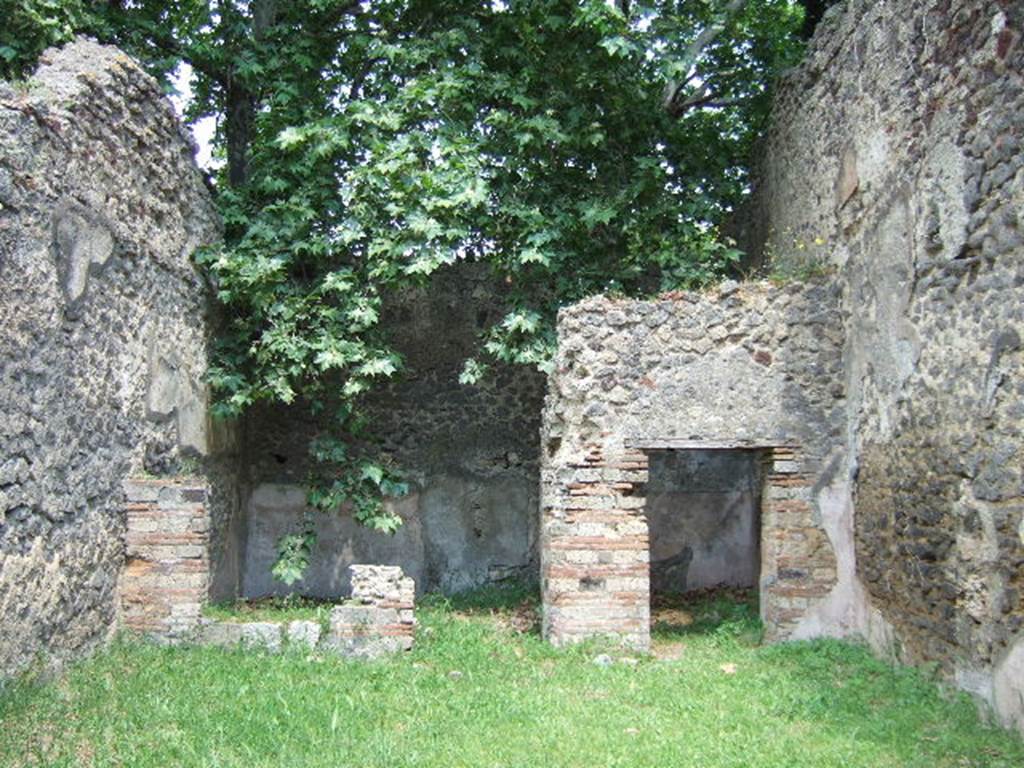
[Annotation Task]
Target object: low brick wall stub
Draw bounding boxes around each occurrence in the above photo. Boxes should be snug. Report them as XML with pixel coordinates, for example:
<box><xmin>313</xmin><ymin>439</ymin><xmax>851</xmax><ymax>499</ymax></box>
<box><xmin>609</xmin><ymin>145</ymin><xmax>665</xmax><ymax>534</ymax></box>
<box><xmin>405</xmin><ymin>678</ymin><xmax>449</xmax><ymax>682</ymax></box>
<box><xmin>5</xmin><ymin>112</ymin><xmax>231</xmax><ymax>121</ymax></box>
<box><xmin>192</xmin><ymin>567</ymin><xmax>416</xmax><ymax>658</ymax></box>
<box><xmin>120</xmin><ymin>494</ymin><xmax>416</xmax><ymax>657</ymax></box>
<box><xmin>327</xmin><ymin>565</ymin><xmax>416</xmax><ymax>657</ymax></box>
<box><xmin>194</xmin><ymin>597</ymin><xmax>417</xmax><ymax>658</ymax></box>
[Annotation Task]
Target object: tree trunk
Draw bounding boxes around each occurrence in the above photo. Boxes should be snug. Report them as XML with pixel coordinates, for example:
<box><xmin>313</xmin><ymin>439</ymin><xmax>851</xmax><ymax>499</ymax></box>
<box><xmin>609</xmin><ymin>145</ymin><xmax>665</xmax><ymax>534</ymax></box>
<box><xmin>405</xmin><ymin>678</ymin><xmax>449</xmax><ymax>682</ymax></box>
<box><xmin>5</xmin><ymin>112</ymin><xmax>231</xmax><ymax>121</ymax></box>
<box><xmin>224</xmin><ymin>0</ymin><xmax>278</xmax><ymax>188</ymax></box>
<box><xmin>224</xmin><ymin>80</ymin><xmax>252</xmax><ymax>188</ymax></box>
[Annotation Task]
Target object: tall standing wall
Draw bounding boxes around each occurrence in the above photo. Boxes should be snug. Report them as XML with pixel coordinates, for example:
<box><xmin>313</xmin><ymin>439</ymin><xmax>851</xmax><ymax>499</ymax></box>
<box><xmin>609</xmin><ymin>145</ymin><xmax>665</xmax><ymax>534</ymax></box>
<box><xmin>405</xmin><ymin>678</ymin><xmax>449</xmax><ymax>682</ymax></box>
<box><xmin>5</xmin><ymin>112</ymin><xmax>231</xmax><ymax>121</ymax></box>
<box><xmin>749</xmin><ymin>0</ymin><xmax>1024</xmax><ymax>732</ymax></box>
<box><xmin>0</xmin><ymin>40</ymin><xmax>229</xmax><ymax>676</ymax></box>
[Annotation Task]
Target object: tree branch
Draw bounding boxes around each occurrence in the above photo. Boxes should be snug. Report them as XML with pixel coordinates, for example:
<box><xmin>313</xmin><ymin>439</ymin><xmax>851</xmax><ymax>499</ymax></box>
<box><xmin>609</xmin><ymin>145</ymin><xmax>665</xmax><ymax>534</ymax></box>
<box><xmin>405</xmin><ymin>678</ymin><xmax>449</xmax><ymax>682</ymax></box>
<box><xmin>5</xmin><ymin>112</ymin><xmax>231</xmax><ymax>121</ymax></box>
<box><xmin>678</xmin><ymin>91</ymin><xmax>746</xmax><ymax>111</ymax></box>
<box><xmin>662</xmin><ymin>0</ymin><xmax>749</xmax><ymax>116</ymax></box>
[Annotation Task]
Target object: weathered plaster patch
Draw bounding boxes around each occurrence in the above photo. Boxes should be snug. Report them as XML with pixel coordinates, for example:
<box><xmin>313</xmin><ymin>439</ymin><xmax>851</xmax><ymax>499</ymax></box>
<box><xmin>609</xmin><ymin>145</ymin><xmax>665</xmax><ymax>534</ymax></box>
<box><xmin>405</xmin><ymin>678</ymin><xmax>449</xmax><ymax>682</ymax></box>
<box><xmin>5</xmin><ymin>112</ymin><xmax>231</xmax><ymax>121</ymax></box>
<box><xmin>836</xmin><ymin>146</ymin><xmax>859</xmax><ymax>209</ymax></box>
<box><xmin>919</xmin><ymin>130</ymin><xmax>970</xmax><ymax>262</ymax></box>
<box><xmin>145</xmin><ymin>346</ymin><xmax>209</xmax><ymax>455</ymax></box>
<box><xmin>864</xmin><ymin>602</ymin><xmax>898</xmax><ymax>660</ymax></box>
<box><xmin>52</xmin><ymin>202</ymin><xmax>114</xmax><ymax>309</ymax></box>
<box><xmin>792</xmin><ymin>470</ymin><xmax>868</xmax><ymax>640</ymax></box>
<box><xmin>955</xmin><ymin>664</ymin><xmax>996</xmax><ymax>710</ymax></box>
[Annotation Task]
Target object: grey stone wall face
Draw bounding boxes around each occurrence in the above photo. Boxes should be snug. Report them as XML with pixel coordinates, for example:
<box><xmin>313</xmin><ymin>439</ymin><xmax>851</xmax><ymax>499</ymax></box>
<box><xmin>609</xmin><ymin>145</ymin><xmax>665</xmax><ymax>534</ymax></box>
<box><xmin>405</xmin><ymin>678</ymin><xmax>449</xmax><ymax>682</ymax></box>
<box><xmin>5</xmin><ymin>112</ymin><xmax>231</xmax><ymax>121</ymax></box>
<box><xmin>0</xmin><ymin>41</ymin><xmax>225</xmax><ymax>676</ymax></box>
<box><xmin>749</xmin><ymin>0</ymin><xmax>1024</xmax><ymax>732</ymax></box>
<box><xmin>541</xmin><ymin>282</ymin><xmax>854</xmax><ymax>649</ymax></box>
<box><xmin>239</xmin><ymin>266</ymin><xmax>545</xmax><ymax>598</ymax></box>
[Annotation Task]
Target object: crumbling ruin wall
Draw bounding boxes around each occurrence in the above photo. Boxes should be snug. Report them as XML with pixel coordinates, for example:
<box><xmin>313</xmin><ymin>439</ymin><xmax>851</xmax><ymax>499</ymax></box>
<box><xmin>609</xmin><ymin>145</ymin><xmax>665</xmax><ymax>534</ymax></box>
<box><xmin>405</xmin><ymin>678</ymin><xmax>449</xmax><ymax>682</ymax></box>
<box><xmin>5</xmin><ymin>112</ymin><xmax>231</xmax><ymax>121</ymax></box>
<box><xmin>541</xmin><ymin>281</ymin><xmax>855</xmax><ymax>649</ymax></box>
<box><xmin>0</xmin><ymin>40</ymin><xmax>231</xmax><ymax>676</ymax></box>
<box><xmin>750</xmin><ymin>0</ymin><xmax>1024</xmax><ymax>732</ymax></box>
<box><xmin>241</xmin><ymin>266</ymin><xmax>545</xmax><ymax>598</ymax></box>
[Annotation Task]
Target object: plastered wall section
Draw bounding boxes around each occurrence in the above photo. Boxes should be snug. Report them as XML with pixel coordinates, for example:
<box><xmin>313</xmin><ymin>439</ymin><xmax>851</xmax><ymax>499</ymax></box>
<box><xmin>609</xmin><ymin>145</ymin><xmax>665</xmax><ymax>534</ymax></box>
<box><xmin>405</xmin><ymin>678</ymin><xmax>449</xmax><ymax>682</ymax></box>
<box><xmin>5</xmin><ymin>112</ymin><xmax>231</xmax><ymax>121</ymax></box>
<box><xmin>239</xmin><ymin>266</ymin><xmax>545</xmax><ymax>598</ymax></box>
<box><xmin>0</xmin><ymin>40</ymin><xmax>229</xmax><ymax>676</ymax></box>
<box><xmin>540</xmin><ymin>281</ymin><xmax>857</xmax><ymax>650</ymax></box>
<box><xmin>749</xmin><ymin>0</ymin><xmax>1024</xmax><ymax>733</ymax></box>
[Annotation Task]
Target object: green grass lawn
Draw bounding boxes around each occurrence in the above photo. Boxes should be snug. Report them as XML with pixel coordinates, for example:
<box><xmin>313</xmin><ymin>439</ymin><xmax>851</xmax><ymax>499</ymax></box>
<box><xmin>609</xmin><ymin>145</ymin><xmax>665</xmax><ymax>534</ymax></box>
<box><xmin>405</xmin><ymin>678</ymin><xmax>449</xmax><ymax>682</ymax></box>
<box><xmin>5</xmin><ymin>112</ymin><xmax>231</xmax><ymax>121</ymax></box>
<box><xmin>202</xmin><ymin>595</ymin><xmax>335</xmax><ymax>629</ymax></box>
<box><xmin>2</xmin><ymin>586</ymin><xmax>1021</xmax><ymax>768</ymax></box>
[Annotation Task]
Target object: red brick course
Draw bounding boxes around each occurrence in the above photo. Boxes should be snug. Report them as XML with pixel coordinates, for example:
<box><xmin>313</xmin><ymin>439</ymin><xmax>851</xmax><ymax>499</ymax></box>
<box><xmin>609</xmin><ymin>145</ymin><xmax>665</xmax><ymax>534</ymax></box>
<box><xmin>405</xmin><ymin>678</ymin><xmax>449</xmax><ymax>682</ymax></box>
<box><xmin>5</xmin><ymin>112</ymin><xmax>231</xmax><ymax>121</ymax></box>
<box><xmin>543</xmin><ymin>443</ymin><xmax>839</xmax><ymax>648</ymax></box>
<box><xmin>119</xmin><ymin>478</ymin><xmax>211</xmax><ymax>638</ymax></box>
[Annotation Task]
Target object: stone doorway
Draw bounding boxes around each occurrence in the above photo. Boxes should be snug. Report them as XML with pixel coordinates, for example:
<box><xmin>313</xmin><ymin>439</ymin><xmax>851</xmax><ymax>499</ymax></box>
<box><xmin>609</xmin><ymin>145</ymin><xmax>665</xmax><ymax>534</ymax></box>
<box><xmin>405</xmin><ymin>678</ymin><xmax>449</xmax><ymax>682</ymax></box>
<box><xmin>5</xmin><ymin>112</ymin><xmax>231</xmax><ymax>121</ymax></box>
<box><xmin>542</xmin><ymin>438</ymin><xmax>835</xmax><ymax>650</ymax></box>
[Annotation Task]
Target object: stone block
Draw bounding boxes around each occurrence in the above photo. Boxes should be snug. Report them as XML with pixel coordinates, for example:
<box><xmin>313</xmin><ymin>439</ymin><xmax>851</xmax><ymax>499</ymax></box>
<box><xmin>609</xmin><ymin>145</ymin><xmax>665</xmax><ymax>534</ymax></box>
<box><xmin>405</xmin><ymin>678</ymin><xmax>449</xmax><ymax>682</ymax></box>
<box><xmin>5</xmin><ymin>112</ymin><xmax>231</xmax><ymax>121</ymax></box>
<box><xmin>330</xmin><ymin>605</ymin><xmax>402</xmax><ymax>628</ymax></box>
<box><xmin>199</xmin><ymin>621</ymin><xmax>282</xmax><ymax>653</ymax></box>
<box><xmin>325</xmin><ymin>635</ymin><xmax>414</xmax><ymax>659</ymax></box>
<box><xmin>286</xmin><ymin>620</ymin><xmax>322</xmax><ymax>649</ymax></box>
<box><xmin>123</xmin><ymin>480</ymin><xmax>162</xmax><ymax>503</ymax></box>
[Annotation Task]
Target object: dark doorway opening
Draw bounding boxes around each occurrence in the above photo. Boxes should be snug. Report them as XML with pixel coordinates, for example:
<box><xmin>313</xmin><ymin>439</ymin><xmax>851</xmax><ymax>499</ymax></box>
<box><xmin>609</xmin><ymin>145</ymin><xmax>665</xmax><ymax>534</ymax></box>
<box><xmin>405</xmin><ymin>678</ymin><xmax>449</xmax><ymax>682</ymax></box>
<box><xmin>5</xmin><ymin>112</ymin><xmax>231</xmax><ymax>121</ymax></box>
<box><xmin>645</xmin><ymin>449</ymin><xmax>765</xmax><ymax>633</ymax></box>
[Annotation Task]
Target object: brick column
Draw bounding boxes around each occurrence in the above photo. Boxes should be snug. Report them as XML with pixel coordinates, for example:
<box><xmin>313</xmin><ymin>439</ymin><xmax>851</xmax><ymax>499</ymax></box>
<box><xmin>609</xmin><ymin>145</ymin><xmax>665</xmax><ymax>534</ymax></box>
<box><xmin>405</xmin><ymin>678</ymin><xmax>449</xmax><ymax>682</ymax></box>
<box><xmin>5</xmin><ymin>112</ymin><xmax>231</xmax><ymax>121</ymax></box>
<box><xmin>760</xmin><ymin>447</ymin><xmax>838</xmax><ymax>639</ymax></box>
<box><xmin>119</xmin><ymin>478</ymin><xmax>211</xmax><ymax>639</ymax></box>
<box><xmin>326</xmin><ymin>565</ymin><xmax>416</xmax><ymax>657</ymax></box>
<box><xmin>542</xmin><ymin>443</ymin><xmax>650</xmax><ymax>649</ymax></box>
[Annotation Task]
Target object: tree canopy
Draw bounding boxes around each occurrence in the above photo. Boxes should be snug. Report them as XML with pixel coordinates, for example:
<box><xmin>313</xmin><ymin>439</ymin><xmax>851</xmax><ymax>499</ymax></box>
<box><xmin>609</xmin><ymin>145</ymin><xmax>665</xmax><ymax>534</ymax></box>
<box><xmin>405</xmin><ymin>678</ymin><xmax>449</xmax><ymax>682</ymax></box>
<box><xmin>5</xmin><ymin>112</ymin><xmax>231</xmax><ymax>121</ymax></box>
<box><xmin>2</xmin><ymin>0</ymin><xmax>809</xmax><ymax>581</ymax></box>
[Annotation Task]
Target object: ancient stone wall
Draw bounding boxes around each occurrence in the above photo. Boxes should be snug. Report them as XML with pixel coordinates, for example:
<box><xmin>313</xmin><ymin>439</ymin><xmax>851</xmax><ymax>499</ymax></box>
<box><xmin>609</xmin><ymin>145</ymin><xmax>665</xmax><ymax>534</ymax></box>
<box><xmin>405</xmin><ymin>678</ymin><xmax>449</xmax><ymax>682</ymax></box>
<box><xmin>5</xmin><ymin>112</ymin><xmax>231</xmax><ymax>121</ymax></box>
<box><xmin>326</xmin><ymin>565</ymin><xmax>416</xmax><ymax>657</ymax></box>
<box><xmin>124</xmin><ymin>519</ymin><xmax>418</xmax><ymax>658</ymax></box>
<box><xmin>750</xmin><ymin>0</ymin><xmax>1024</xmax><ymax>732</ymax></box>
<box><xmin>541</xmin><ymin>281</ymin><xmax>856</xmax><ymax>649</ymax></box>
<box><xmin>240</xmin><ymin>266</ymin><xmax>545</xmax><ymax>598</ymax></box>
<box><xmin>0</xmin><ymin>40</ymin><xmax>231</xmax><ymax>676</ymax></box>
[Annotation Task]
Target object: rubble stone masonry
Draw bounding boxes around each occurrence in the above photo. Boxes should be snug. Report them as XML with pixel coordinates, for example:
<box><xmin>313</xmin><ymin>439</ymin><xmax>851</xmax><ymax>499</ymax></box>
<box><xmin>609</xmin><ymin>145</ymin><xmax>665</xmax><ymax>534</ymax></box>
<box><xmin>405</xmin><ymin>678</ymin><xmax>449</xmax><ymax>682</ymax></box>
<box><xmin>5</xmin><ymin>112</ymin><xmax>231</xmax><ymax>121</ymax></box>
<box><xmin>747</xmin><ymin>0</ymin><xmax>1024</xmax><ymax>734</ymax></box>
<box><xmin>0</xmin><ymin>40</ymin><xmax>228</xmax><ymax>676</ymax></box>
<box><xmin>239</xmin><ymin>267</ymin><xmax>545</xmax><ymax>600</ymax></box>
<box><xmin>326</xmin><ymin>565</ymin><xmax>416</xmax><ymax>657</ymax></box>
<box><xmin>541</xmin><ymin>282</ymin><xmax>852</xmax><ymax>650</ymax></box>
<box><xmin>3</xmin><ymin>0</ymin><xmax>1023</xmax><ymax>739</ymax></box>
<box><xmin>545</xmin><ymin>0</ymin><xmax>1024</xmax><ymax>733</ymax></box>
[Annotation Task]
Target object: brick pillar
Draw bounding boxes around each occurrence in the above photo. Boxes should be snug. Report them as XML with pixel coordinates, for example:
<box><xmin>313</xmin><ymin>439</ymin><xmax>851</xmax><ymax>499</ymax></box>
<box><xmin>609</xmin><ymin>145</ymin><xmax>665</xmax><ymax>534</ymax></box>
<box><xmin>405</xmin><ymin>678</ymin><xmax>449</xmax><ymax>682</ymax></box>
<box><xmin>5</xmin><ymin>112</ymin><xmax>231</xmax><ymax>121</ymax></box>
<box><xmin>542</xmin><ymin>443</ymin><xmax>650</xmax><ymax>649</ymax></box>
<box><xmin>119</xmin><ymin>478</ymin><xmax>211</xmax><ymax>639</ymax></box>
<box><xmin>760</xmin><ymin>447</ymin><xmax>838</xmax><ymax>639</ymax></box>
<box><xmin>326</xmin><ymin>565</ymin><xmax>416</xmax><ymax>657</ymax></box>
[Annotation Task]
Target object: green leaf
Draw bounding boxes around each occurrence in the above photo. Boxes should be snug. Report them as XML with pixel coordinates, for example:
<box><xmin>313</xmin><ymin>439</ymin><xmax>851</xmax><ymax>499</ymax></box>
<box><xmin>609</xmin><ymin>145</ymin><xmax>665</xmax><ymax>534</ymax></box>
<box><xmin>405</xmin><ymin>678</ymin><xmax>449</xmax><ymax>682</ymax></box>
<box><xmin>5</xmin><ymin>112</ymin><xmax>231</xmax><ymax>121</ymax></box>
<box><xmin>517</xmin><ymin>247</ymin><xmax>549</xmax><ymax>267</ymax></box>
<box><xmin>360</xmin><ymin>464</ymin><xmax>385</xmax><ymax>486</ymax></box>
<box><xmin>276</xmin><ymin>126</ymin><xmax>306</xmax><ymax>149</ymax></box>
<box><xmin>357</xmin><ymin>355</ymin><xmax>399</xmax><ymax>378</ymax></box>
<box><xmin>271</xmin><ymin>531</ymin><xmax>315</xmax><ymax>586</ymax></box>
<box><xmin>458</xmin><ymin>358</ymin><xmax>488</xmax><ymax>385</ymax></box>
